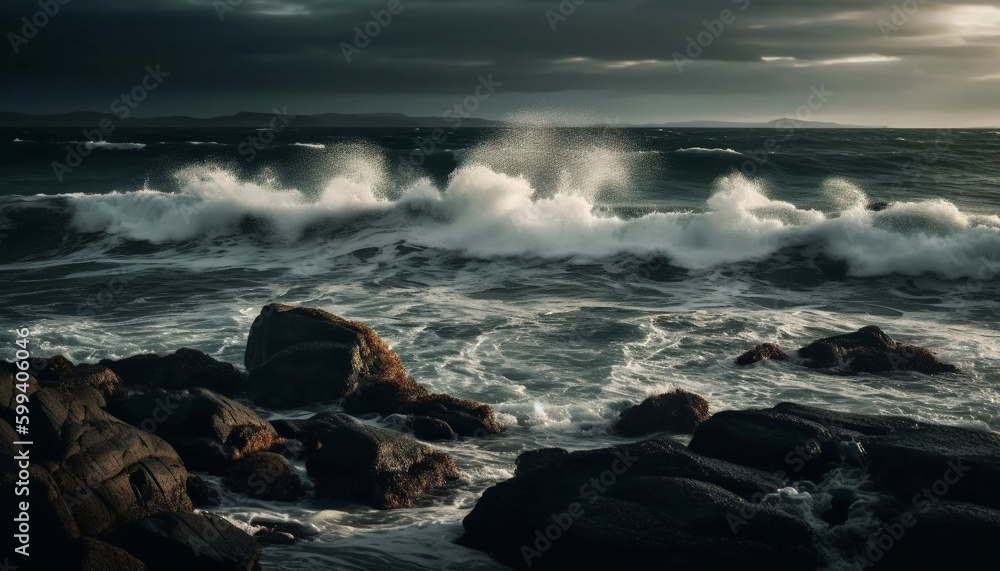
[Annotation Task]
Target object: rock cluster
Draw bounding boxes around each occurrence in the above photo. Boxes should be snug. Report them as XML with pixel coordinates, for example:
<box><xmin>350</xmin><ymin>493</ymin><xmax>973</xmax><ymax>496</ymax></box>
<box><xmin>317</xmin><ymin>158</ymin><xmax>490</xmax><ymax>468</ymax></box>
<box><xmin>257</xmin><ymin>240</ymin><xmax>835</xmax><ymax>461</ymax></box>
<box><xmin>461</xmin><ymin>400</ymin><xmax>1000</xmax><ymax>570</ymax></box>
<box><xmin>1</xmin><ymin>303</ymin><xmax>497</xmax><ymax>569</ymax></box>
<box><xmin>736</xmin><ymin>326</ymin><xmax>957</xmax><ymax>374</ymax></box>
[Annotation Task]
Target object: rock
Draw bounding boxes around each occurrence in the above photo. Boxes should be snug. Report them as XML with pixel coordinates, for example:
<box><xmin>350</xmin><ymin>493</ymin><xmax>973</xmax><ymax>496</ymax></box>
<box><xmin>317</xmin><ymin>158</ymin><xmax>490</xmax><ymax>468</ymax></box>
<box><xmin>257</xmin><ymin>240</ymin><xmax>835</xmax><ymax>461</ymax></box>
<box><xmin>249</xmin><ymin>517</ymin><xmax>319</xmax><ymax>541</ymax></box>
<box><xmin>222</xmin><ymin>452</ymin><xmax>304</xmax><ymax>501</ymax></box>
<box><xmin>244</xmin><ymin>304</ymin><xmax>502</xmax><ymax>435</ymax></box>
<box><xmin>107</xmin><ymin>388</ymin><xmax>281</xmax><ymax>474</ymax></box>
<box><xmin>112</xmin><ymin>512</ymin><xmax>261</xmax><ymax>571</ymax></box>
<box><xmin>613</xmin><ymin>389</ymin><xmax>710</xmax><ymax>436</ymax></box>
<box><xmin>413</xmin><ymin>416</ymin><xmax>456</xmax><ymax>441</ymax></box>
<box><xmin>305</xmin><ymin>417</ymin><xmax>460</xmax><ymax>509</ymax></box>
<box><xmin>822</xmin><ymin>487</ymin><xmax>856</xmax><ymax>526</ymax></box>
<box><xmin>24</xmin><ymin>355</ymin><xmax>125</xmax><ymax>403</ymax></box>
<box><xmin>771</xmin><ymin>402</ymin><xmax>919</xmax><ymax>435</ymax></box>
<box><xmin>867</xmin><ymin>201</ymin><xmax>890</xmax><ymax>212</ymax></box>
<box><xmin>797</xmin><ymin>325</ymin><xmax>957</xmax><ymax>374</ymax></box>
<box><xmin>691</xmin><ymin>402</ymin><xmax>1000</xmax><ymax>510</ymax></box>
<box><xmin>736</xmin><ymin>343</ymin><xmax>788</xmax><ymax>366</ymax></box>
<box><xmin>74</xmin><ymin>537</ymin><xmax>148</xmax><ymax>571</ymax></box>
<box><xmin>254</xmin><ymin>529</ymin><xmax>296</xmax><ymax>545</ymax></box>
<box><xmin>688</xmin><ymin>408</ymin><xmax>850</xmax><ymax>481</ymax></box>
<box><xmin>247</xmin><ymin>342</ymin><xmax>362</xmax><ymax>409</ymax></box>
<box><xmin>270</xmin><ymin>412</ymin><xmax>357</xmax><ymax>456</ymax></box>
<box><xmin>22</xmin><ymin>387</ymin><xmax>193</xmax><ymax>538</ymax></box>
<box><xmin>397</xmin><ymin>394</ymin><xmax>503</xmax><ymax>437</ymax></box>
<box><xmin>866</xmin><ymin>502</ymin><xmax>1000</xmax><ymax>569</ymax></box>
<box><xmin>862</xmin><ymin>423</ymin><xmax>1000</xmax><ymax>510</ymax></box>
<box><xmin>100</xmin><ymin>348</ymin><xmax>245</xmax><ymax>396</ymax></box>
<box><xmin>186</xmin><ymin>475</ymin><xmax>221</xmax><ymax>508</ymax></box>
<box><xmin>514</xmin><ymin>448</ymin><xmax>569</xmax><ymax>476</ymax></box>
<box><xmin>458</xmin><ymin>439</ymin><xmax>813</xmax><ymax>571</ymax></box>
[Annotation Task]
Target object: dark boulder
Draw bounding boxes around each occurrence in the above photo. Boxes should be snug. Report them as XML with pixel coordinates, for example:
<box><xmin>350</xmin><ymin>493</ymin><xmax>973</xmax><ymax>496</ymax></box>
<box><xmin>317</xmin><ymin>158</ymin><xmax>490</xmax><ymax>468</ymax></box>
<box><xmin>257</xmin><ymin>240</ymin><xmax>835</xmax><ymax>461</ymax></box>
<box><xmin>254</xmin><ymin>529</ymin><xmax>296</xmax><ymax>545</ymax></box>
<box><xmin>413</xmin><ymin>416</ymin><xmax>456</xmax><ymax>441</ymax></box>
<box><xmin>862</xmin><ymin>423</ymin><xmax>1000</xmax><ymax>510</ymax></box>
<box><xmin>107</xmin><ymin>388</ymin><xmax>282</xmax><ymax>474</ymax></box>
<box><xmin>396</xmin><ymin>393</ymin><xmax>502</xmax><ymax>437</ymax></box>
<box><xmin>688</xmin><ymin>408</ymin><xmax>854</xmax><ymax>481</ymax></box>
<box><xmin>861</xmin><ymin>502</ymin><xmax>1000</xmax><ymax>570</ymax></box>
<box><xmin>514</xmin><ymin>448</ymin><xmax>570</xmax><ymax>476</ymax></box>
<box><xmin>247</xmin><ymin>342</ymin><xmax>362</xmax><ymax>409</ymax></box>
<box><xmin>797</xmin><ymin>325</ymin><xmax>957</xmax><ymax>374</ymax></box>
<box><xmin>271</xmin><ymin>411</ymin><xmax>357</xmax><ymax>456</ymax></box>
<box><xmin>249</xmin><ymin>517</ymin><xmax>319</xmax><ymax>542</ymax></box>
<box><xmin>24</xmin><ymin>354</ymin><xmax>125</xmax><ymax>403</ymax></box>
<box><xmin>772</xmin><ymin>402</ymin><xmax>919</xmax><ymax>436</ymax></box>
<box><xmin>100</xmin><ymin>348</ymin><xmax>245</xmax><ymax>396</ymax></box>
<box><xmin>692</xmin><ymin>402</ymin><xmax>1000</xmax><ymax>510</ymax></box>
<box><xmin>244</xmin><ymin>304</ymin><xmax>502</xmax><ymax>435</ymax></box>
<box><xmin>112</xmin><ymin>512</ymin><xmax>261</xmax><ymax>571</ymax></box>
<box><xmin>25</xmin><ymin>387</ymin><xmax>193</xmax><ymax>538</ymax></box>
<box><xmin>74</xmin><ymin>537</ymin><xmax>149</xmax><ymax>571</ymax></box>
<box><xmin>458</xmin><ymin>439</ymin><xmax>813</xmax><ymax>571</ymax></box>
<box><xmin>186</xmin><ymin>475</ymin><xmax>221</xmax><ymax>508</ymax></box>
<box><xmin>613</xmin><ymin>389</ymin><xmax>710</xmax><ymax>436</ymax></box>
<box><xmin>736</xmin><ymin>343</ymin><xmax>788</xmax><ymax>366</ymax></box>
<box><xmin>867</xmin><ymin>201</ymin><xmax>890</xmax><ymax>212</ymax></box>
<box><xmin>305</xmin><ymin>416</ymin><xmax>460</xmax><ymax>509</ymax></box>
<box><xmin>222</xmin><ymin>452</ymin><xmax>304</xmax><ymax>501</ymax></box>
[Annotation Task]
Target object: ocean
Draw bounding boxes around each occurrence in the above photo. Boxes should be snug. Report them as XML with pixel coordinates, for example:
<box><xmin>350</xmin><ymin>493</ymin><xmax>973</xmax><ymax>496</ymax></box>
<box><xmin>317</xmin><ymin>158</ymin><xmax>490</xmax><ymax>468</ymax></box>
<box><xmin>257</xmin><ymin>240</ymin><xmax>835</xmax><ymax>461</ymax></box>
<box><xmin>1</xmin><ymin>126</ymin><xmax>999</xmax><ymax>570</ymax></box>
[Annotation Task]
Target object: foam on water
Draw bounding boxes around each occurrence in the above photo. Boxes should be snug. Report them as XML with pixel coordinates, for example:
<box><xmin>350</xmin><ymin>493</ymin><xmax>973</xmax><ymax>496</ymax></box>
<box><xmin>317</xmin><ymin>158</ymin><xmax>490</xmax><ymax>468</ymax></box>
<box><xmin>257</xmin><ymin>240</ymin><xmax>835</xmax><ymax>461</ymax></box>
<box><xmin>46</xmin><ymin>137</ymin><xmax>1000</xmax><ymax>279</ymax></box>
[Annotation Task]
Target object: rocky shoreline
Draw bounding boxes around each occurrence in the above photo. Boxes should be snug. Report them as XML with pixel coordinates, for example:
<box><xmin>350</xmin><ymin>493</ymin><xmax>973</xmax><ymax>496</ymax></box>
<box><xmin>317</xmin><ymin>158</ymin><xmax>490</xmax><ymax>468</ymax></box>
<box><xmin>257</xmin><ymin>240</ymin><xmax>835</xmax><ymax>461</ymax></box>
<box><xmin>2</xmin><ymin>305</ymin><xmax>997</xmax><ymax>570</ymax></box>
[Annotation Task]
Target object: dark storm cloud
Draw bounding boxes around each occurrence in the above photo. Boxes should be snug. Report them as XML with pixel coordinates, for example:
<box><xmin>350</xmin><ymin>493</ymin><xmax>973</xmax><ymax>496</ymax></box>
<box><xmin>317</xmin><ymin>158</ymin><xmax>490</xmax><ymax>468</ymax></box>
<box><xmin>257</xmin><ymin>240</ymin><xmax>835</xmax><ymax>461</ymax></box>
<box><xmin>2</xmin><ymin>0</ymin><xmax>998</xmax><ymax>125</ymax></box>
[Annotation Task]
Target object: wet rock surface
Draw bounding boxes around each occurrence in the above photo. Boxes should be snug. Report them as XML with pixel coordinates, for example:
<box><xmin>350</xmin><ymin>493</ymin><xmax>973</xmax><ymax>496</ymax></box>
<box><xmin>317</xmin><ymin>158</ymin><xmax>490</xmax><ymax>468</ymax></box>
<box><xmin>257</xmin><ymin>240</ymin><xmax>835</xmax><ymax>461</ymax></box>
<box><xmin>613</xmin><ymin>388</ymin><xmax>710</xmax><ymax>436</ymax></box>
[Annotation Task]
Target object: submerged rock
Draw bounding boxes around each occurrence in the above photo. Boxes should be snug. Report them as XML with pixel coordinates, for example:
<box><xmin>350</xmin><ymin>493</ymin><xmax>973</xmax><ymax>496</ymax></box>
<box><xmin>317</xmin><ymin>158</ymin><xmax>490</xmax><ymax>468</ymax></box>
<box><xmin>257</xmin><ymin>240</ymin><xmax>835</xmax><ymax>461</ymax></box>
<box><xmin>100</xmin><ymin>348</ymin><xmax>246</xmax><ymax>396</ymax></box>
<box><xmin>249</xmin><ymin>516</ymin><xmax>320</xmax><ymax>542</ymax></box>
<box><xmin>735</xmin><ymin>343</ymin><xmax>788</xmax><ymax>366</ymax></box>
<box><xmin>797</xmin><ymin>325</ymin><xmax>957</xmax><ymax>374</ymax></box>
<box><xmin>244</xmin><ymin>303</ymin><xmax>502</xmax><ymax>436</ymax></box>
<box><xmin>222</xmin><ymin>452</ymin><xmax>304</xmax><ymax>502</ymax></box>
<box><xmin>107</xmin><ymin>388</ymin><xmax>282</xmax><ymax>474</ymax></box>
<box><xmin>412</xmin><ymin>416</ymin><xmax>457</xmax><ymax>441</ymax></box>
<box><xmin>613</xmin><ymin>389</ymin><xmax>710</xmax><ymax>436</ymax></box>
<box><xmin>866</xmin><ymin>201</ymin><xmax>890</xmax><ymax>212</ymax></box>
<box><xmin>186</xmin><ymin>475</ymin><xmax>221</xmax><ymax>508</ymax></box>
<box><xmin>304</xmin><ymin>415</ymin><xmax>460</xmax><ymax>509</ymax></box>
<box><xmin>738</xmin><ymin>326</ymin><xmax>957</xmax><ymax>375</ymax></box>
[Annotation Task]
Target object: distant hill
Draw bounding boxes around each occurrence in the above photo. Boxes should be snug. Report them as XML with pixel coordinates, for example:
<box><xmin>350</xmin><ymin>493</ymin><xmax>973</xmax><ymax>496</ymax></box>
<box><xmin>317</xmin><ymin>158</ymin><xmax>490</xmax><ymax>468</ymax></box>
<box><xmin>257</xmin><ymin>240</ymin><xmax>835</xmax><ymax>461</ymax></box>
<box><xmin>0</xmin><ymin>111</ymin><xmax>885</xmax><ymax>129</ymax></box>
<box><xmin>637</xmin><ymin>119</ymin><xmax>885</xmax><ymax>128</ymax></box>
<box><xmin>0</xmin><ymin>111</ymin><xmax>502</xmax><ymax>129</ymax></box>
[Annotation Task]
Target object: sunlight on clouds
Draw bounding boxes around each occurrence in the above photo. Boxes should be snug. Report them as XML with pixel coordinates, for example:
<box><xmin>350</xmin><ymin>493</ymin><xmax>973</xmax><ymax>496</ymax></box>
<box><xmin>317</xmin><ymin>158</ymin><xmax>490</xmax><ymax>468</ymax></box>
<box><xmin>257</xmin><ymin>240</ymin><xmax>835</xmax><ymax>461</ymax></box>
<box><xmin>606</xmin><ymin>60</ymin><xmax>664</xmax><ymax>69</ymax></box>
<box><xmin>949</xmin><ymin>4</ymin><xmax>1000</xmax><ymax>27</ymax></box>
<box><xmin>763</xmin><ymin>54</ymin><xmax>900</xmax><ymax>67</ymax></box>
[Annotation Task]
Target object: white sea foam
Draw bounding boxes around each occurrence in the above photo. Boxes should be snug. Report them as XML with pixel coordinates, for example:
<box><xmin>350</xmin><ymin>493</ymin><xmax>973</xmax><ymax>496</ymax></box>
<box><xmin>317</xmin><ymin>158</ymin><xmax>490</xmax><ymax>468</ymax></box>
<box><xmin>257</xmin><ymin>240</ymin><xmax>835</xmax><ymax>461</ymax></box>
<box><xmin>54</xmin><ymin>134</ymin><xmax>1000</xmax><ymax>279</ymax></box>
<box><xmin>291</xmin><ymin>142</ymin><xmax>326</xmax><ymax>149</ymax></box>
<box><xmin>675</xmin><ymin>147</ymin><xmax>743</xmax><ymax>155</ymax></box>
<box><xmin>78</xmin><ymin>141</ymin><xmax>147</xmax><ymax>150</ymax></box>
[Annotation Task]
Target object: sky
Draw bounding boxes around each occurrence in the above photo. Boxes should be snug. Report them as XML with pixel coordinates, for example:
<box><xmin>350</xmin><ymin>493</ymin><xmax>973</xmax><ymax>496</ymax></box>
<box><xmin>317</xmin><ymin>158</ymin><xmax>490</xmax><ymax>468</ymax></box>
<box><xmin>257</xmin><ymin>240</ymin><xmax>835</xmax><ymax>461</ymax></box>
<box><xmin>2</xmin><ymin>0</ymin><xmax>999</xmax><ymax>127</ymax></box>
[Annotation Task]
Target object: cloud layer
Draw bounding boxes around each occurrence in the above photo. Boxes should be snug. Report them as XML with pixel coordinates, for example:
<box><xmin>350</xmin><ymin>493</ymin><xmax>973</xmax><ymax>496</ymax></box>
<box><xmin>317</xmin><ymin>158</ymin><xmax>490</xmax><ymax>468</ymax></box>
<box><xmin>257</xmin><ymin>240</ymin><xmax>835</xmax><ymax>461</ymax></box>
<box><xmin>2</xmin><ymin>0</ymin><xmax>998</xmax><ymax>126</ymax></box>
